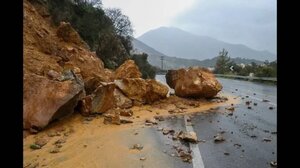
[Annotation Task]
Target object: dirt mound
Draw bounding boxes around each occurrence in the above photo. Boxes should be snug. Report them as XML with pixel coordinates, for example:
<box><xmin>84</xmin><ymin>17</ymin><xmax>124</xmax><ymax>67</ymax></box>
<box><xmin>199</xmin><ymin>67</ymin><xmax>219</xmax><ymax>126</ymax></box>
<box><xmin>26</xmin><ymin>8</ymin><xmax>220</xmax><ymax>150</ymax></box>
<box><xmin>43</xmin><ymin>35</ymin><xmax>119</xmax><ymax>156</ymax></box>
<box><xmin>23</xmin><ymin>0</ymin><xmax>113</xmax><ymax>132</ymax></box>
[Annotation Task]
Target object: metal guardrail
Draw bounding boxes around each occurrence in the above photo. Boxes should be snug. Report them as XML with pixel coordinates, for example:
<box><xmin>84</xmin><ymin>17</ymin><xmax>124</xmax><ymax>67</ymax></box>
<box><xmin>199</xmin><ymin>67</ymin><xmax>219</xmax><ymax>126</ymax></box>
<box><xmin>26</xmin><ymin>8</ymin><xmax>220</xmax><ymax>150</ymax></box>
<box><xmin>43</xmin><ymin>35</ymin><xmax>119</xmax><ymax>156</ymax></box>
<box><xmin>214</xmin><ymin>74</ymin><xmax>277</xmax><ymax>82</ymax></box>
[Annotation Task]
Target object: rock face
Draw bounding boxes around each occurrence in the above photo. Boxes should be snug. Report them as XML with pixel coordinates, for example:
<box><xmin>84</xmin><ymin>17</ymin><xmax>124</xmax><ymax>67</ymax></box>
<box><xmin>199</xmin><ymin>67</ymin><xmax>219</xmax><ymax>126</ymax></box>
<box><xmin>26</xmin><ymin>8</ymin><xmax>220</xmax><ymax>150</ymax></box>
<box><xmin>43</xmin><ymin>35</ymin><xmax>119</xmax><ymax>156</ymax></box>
<box><xmin>166</xmin><ymin>67</ymin><xmax>222</xmax><ymax>98</ymax></box>
<box><xmin>23</xmin><ymin>73</ymin><xmax>85</xmax><ymax>131</ymax></box>
<box><xmin>114</xmin><ymin>60</ymin><xmax>142</xmax><ymax>79</ymax></box>
<box><xmin>78</xmin><ymin>83</ymin><xmax>116</xmax><ymax>115</ymax></box>
<box><xmin>115</xmin><ymin>78</ymin><xmax>169</xmax><ymax>105</ymax></box>
<box><xmin>115</xmin><ymin>78</ymin><xmax>148</xmax><ymax>105</ymax></box>
<box><xmin>145</xmin><ymin>79</ymin><xmax>169</xmax><ymax>103</ymax></box>
<box><xmin>113</xmin><ymin>89</ymin><xmax>133</xmax><ymax>109</ymax></box>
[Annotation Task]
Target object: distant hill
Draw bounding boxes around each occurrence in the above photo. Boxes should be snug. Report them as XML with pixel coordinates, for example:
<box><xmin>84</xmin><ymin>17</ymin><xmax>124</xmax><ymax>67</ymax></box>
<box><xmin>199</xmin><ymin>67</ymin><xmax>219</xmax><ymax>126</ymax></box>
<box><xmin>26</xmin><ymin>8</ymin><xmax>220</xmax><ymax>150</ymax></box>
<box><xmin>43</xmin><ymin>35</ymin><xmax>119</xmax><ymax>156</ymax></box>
<box><xmin>132</xmin><ymin>38</ymin><xmax>264</xmax><ymax>69</ymax></box>
<box><xmin>137</xmin><ymin>27</ymin><xmax>276</xmax><ymax>62</ymax></box>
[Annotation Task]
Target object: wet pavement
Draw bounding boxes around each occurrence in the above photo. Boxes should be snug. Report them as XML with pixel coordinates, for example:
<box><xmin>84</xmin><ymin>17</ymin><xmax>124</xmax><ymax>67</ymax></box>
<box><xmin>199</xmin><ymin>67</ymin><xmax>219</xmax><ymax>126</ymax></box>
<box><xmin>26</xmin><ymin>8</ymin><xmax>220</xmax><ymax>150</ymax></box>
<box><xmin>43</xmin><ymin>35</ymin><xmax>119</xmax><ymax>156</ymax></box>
<box><xmin>153</xmin><ymin>76</ymin><xmax>277</xmax><ymax>168</ymax></box>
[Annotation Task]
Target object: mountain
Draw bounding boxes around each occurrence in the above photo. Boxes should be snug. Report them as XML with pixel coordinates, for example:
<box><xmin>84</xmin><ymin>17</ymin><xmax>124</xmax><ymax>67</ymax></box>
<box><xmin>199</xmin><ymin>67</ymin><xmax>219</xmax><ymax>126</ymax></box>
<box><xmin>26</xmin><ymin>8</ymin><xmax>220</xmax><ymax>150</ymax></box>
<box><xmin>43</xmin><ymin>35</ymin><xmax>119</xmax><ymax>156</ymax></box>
<box><xmin>137</xmin><ymin>27</ymin><xmax>276</xmax><ymax>62</ymax></box>
<box><xmin>132</xmin><ymin>38</ymin><xmax>264</xmax><ymax>69</ymax></box>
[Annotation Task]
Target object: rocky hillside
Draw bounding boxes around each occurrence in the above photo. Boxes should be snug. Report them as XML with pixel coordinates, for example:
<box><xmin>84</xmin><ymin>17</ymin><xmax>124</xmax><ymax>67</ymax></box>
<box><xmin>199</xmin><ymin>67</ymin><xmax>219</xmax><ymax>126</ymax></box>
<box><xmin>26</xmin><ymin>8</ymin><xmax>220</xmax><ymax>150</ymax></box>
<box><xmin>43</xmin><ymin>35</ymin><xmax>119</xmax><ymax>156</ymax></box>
<box><xmin>23</xmin><ymin>0</ymin><xmax>169</xmax><ymax>133</ymax></box>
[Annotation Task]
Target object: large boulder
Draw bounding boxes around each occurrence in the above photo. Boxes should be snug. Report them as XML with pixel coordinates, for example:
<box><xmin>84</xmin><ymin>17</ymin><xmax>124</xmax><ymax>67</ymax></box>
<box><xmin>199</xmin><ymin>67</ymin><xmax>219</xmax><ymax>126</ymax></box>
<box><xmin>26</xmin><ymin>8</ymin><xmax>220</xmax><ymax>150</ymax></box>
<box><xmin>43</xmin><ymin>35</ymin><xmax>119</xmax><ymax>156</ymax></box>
<box><xmin>114</xmin><ymin>78</ymin><xmax>148</xmax><ymax>105</ymax></box>
<box><xmin>113</xmin><ymin>88</ymin><xmax>133</xmax><ymax>109</ymax></box>
<box><xmin>165</xmin><ymin>67</ymin><xmax>222</xmax><ymax>98</ymax></box>
<box><xmin>114</xmin><ymin>60</ymin><xmax>142</xmax><ymax>79</ymax></box>
<box><xmin>78</xmin><ymin>82</ymin><xmax>116</xmax><ymax>116</ymax></box>
<box><xmin>23</xmin><ymin>72</ymin><xmax>85</xmax><ymax>131</ymax></box>
<box><xmin>145</xmin><ymin>79</ymin><xmax>169</xmax><ymax>103</ymax></box>
<box><xmin>114</xmin><ymin>78</ymin><xmax>169</xmax><ymax>105</ymax></box>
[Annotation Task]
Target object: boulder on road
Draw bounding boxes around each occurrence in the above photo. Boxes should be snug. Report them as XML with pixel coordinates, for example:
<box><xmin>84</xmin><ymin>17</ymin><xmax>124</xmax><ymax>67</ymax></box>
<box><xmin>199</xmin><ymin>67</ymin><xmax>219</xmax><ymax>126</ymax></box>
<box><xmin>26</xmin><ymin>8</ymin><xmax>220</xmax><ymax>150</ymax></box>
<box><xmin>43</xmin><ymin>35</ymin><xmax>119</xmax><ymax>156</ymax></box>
<box><xmin>166</xmin><ymin>67</ymin><xmax>222</xmax><ymax>98</ymax></box>
<box><xmin>23</xmin><ymin>73</ymin><xmax>85</xmax><ymax>131</ymax></box>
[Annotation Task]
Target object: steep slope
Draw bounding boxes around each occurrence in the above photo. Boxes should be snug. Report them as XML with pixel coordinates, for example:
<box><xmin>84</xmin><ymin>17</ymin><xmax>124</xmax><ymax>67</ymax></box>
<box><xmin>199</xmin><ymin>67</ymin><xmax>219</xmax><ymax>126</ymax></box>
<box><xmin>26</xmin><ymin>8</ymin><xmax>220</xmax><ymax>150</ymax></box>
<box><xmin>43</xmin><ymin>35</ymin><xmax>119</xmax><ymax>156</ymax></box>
<box><xmin>24</xmin><ymin>0</ymin><xmax>114</xmax><ymax>131</ymax></box>
<box><xmin>138</xmin><ymin>27</ymin><xmax>276</xmax><ymax>61</ymax></box>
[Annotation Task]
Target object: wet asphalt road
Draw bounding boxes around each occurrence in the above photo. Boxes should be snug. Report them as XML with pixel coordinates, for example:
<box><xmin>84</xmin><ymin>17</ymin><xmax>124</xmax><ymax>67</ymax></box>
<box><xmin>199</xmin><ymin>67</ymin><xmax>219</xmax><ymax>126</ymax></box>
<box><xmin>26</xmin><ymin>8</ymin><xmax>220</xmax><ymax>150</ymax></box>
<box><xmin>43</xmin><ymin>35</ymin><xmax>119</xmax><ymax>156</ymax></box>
<box><xmin>153</xmin><ymin>76</ymin><xmax>277</xmax><ymax>168</ymax></box>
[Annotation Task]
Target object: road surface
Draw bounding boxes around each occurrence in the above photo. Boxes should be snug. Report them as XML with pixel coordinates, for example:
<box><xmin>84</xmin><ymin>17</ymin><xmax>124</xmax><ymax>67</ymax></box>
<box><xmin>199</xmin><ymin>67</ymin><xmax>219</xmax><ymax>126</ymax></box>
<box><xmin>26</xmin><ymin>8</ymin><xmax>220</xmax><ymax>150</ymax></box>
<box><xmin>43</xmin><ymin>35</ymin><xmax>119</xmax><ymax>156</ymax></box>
<box><xmin>152</xmin><ymin>75</ymin><xmax>277</xmax><ymax>168</ymax></box>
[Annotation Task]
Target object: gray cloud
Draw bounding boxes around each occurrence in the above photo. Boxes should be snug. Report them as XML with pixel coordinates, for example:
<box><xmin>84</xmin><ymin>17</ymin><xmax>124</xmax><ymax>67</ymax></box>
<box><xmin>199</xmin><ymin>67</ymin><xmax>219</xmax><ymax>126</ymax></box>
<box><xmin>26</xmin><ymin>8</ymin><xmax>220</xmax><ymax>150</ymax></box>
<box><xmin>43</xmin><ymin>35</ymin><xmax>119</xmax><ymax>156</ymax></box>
<box><xmin>171</xmin><ymin>0</ymin><xmax>276</xmax><ymax>54</ymax></box>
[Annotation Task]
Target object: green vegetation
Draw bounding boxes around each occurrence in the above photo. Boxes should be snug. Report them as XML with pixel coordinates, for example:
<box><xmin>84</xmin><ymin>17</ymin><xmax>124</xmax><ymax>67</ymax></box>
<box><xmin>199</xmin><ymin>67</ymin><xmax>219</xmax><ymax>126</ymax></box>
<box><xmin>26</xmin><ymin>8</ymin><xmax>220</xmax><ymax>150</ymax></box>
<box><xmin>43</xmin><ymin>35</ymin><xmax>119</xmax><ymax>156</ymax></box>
<box><xmin>214</xmin><ymin>49</ymin><xmax>277</xmax><ymax>77</ymax></box>
<box><xmin>131</xmin><ymin>53</ymin><xmax>156</xmax><ymax>79</ymax></box>
<box><xmin>30</xmin><ymin>0</ymin><xmax>155</xmax><ymax>78</ymax></box>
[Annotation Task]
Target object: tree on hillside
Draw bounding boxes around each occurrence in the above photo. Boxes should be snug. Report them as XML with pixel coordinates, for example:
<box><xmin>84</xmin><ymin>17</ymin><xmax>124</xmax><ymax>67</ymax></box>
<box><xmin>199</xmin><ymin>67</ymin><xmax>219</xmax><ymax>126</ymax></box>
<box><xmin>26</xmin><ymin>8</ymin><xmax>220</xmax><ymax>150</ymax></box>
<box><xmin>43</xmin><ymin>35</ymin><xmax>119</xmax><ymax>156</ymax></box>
<box><xmin>214</xmin><ymin>48</ymin><xmax>233</xmax><ymax>74</ymax></box>
<box><xmin>104</xmin><ymin>8</ymin><xmax>133</xmax><ymax>37</ymax></box>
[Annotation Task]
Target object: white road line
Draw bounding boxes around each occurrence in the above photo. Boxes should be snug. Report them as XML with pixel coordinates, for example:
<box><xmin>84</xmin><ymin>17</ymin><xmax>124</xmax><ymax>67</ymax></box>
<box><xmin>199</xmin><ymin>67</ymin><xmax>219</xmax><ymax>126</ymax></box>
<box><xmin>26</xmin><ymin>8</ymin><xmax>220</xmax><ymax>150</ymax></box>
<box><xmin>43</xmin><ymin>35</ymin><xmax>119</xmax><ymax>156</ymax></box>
<box><xmin>184</xmin><ymin>115</ymin><xmax>205</xmax><ymax>168</ymax></box>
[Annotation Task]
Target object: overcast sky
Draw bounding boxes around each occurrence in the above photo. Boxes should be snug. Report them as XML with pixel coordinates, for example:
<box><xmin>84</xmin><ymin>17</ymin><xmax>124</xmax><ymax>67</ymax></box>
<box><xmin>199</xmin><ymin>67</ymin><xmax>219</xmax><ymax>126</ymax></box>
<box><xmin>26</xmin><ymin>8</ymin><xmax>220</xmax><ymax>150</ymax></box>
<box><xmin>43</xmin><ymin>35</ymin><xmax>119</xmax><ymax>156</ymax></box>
<box><xmin>101</xmin><ymin>0</ymin><xmax>276</xmax><ymax>54</ymax></box>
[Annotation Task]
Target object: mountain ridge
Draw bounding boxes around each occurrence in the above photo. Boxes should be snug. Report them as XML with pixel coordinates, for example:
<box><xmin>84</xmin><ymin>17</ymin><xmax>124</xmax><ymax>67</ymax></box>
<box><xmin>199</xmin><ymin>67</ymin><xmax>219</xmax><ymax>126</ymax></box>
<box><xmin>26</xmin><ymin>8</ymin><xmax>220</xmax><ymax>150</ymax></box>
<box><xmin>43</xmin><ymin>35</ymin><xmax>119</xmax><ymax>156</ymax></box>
<box><xmin>137</xmin><ymin>27</ymin><xmax>276</xmax><ymax>61</ymax></box>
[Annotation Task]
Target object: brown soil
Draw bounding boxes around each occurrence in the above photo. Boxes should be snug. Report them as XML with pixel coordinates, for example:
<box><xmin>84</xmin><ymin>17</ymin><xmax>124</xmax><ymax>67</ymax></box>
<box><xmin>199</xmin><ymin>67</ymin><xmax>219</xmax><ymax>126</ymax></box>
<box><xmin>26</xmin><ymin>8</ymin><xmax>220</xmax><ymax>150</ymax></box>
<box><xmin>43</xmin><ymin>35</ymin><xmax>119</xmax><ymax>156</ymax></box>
<box><xmin>23</xmin><ymin>93</ymin><xmax>238</xmax><ymax>168</ymax></box>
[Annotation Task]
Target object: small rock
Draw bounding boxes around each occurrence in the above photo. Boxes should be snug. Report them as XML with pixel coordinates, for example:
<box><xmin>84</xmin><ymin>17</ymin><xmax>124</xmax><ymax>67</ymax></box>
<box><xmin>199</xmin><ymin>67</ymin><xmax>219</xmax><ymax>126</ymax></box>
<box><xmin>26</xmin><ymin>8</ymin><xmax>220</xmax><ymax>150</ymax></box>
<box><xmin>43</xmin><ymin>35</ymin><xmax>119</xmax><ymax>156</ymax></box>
<box><xmin>35</xmin><ymin>138</ymin><xmax>48</xmax><ymax>147</ymax></box>
<box><xmin>145</xmin><ymin>118</ymin><xmax>157</xmax><ymax>125</ymax></box>
<box><xmin>47</xmin><ymin>131</ymin><xmax>56</xmax><ymax>137</ymax></box>
<box><xmin>49</xmin><ymin>147</ymin><xmax>60</xmax><ymax>153</ymax></box>
<box><xmin>269</xmin><ymin>106</ymin><xmax>274</xmax><ymax>110</ymax></box>
<box><xmin>154</xmin><ymin>116</ymin><xmax>165</xmax><ymax>121</ymax></box>
<box><xmin>253</xmin><ymin>93</ymin><xmax>256</xmax><ymax>95</ymax></box>
<box><xmin>30</xmin><ymin>144</ymin><xmax>41</xmax><ymax>150</ymax></box>
<box><xmin>226</xmin><ymin>106</ymin><xmax>235</xmax><ymax>111</ymax></box>
<box><xmin>224</xmin><ymin>152</ymin><xmax>230</xmax><ymax>155</ymax></box>
<box><xmin>178</xmin><ymin>131</ymin><xmax>198</xmax><ymax>143</ymax></box>
<box><xmin>271</xmin><ymin>131</ymin><xmax>277</xmax><ymax>134</ymax></box>
<box><xmin>245</xmin><ymin>101</ymin><xmax>251</xmax><ymax>105</ymax></box>
<box><xmin>270</xmin><ymin>161</ymin><xmax>277</xmax><ymax>167</ymax></box>
<box><xmin>186</xmin><ymin>116</ymin><xmax>191</xmax><ymax>122</ymax></box>
<box><xmin>54</xmin><ymin>138</ymin><xmax>66</xmax><ymax>145</ymax></box>
<box><xmin>162</xmin><ymin>128</ymin><xmax>175</xmax><ymax>135</ymax></box>
<box><xmin>120</xmin><ymin>109</ymin><xmax>133</xmax><ymax>117</ymax></box>
<box><xmin>242</xmin><ymin>149</ymin><xmax>245</xmax><ymax>152</ymax></box>
<box><xmin>247</xmin><ymin>106</ymin><xmax>252</xmax><ymax>109</ymax></box>
<box><xmin>131</xmin><ymin>144</ymin><xmax>143</xmax><ymax>150</ymax></box>
<box><xmin>171</xmin><ymin>153</ymin><xmax>176</xmax><ymax>157</ymax></box>
<box><xmin>262</xmin><ymin>99</ymin><xmax>270</xmax><ymax>102</ymax></box>
<box><xmin>56</xmin><ymin>144</ymin><xmax>63</xmax><ymax>148</ymax></box>
<box><xmin>253</xmin><ymin>103</ymin><xmax>257</xmax><ymax>106</ymax></box>
<box><xmin>250</xmin><ymin>135</ymin><xmax>257</xmax><ymax>138</ymax></box>
<box><xmin>234</xmin><ymin>144</ymin><xmax>242</xmax><ymax>148</ymax></box>
<box><xmin>235</xmin><ymin>89</ymin><xmax>238</xmax><ymax>91</ymax></box>
<box><xmin>245</xmin><ymin>96</ymin><xmax>249</xmax><ymax>98</ymax></box>
<box><xmin>120</xmin><ymin>117</ymin><xmax>133</xmax><ymax>124</ymax></box>
<box><xmin>140</xmin><ymin>157</ymin><xmax>146</xmax><ymax>161</ymax></box>
<box><xmin>214</xmin><ymin>133</ymin><xmax>225</xmax><ymax>142</ymax></box>
<box><xmin>145</xmin><ymin>122</ymin><xmax>153</xmax><ymax>126</ymax></box>
<box><xmin>263</xmin><ymin>138</ymin><xmax>272</xmax><ymax>142</ymax></box>
<box><xmin>134</xmin><ymin>132</ymin><xmax>138</xmax><ymax>135</ymax></box>
<box><xmin>83</xmin><ymin>144</ymin><xmax>87</xmax><ymax>148</ymax></box>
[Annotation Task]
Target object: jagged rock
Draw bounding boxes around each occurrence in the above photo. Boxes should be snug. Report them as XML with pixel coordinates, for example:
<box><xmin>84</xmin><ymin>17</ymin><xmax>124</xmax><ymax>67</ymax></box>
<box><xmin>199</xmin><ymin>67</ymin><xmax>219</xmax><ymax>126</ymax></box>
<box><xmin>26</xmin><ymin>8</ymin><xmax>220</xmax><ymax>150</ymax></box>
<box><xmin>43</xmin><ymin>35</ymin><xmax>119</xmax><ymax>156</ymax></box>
<box><xmin>23</xmin><ymin>73</ymin><xmax>85</xmax><ymax>131</ymax></box>
<box><xmin>214</xmin><ymin>133</ymin><xmax>225</xmax><ymax>142</ymax></box>
<box><xmin>178</xmin><ymin>131</ymin><xmax>198</xmax><ymax>143</ymax></box>
<box><xmin>166</xmin><ymin>67</ymin><xmax>222</xmax><ymax>98</ymax></box>
<box><xmin>78</xmin><ymin>82</ymin><xmax>116</xmax><ymax>115</ymax></box>
<box><xmin>131</xmin><ymin>144</ymin><xmax>143</xmax><ymax>150</ymax></box>
<box><xmin>119</xmin><ymin>109</ymin><xmax>133</xmax><ymax>117</ymax></box>
<box><xmin>115</xmin><ymin>78</ymin><xmax>148</xmax><ymax>104</ymax></box>
<box><xmin>114</xmin><ymin>88</ymin><xmax>133</xmax><ymax>109</ymax></box>
<box><xmin>145</xmin><ymin>79</ymin><xmax>169</xmax><ymax>103</ymax></box>
<box><xmin>103</xmin><ymin>113</ymin><xmax>121</xmax><ymax>125</ymax></box>
<box><xmin>120</xmin><ymin>117</ymin><xmax>133</xmax><ymax>124</ymax></box>
<box><xmin>145</xmin><ymin>118</ymin><xmax>157</xmax><ymax>125</ymax></box>
<box><xmin>114</xmin><ymin>60</ymin><xmax>142</xmax><ymax>79</ymax></box>
<box><xmin>35</xmin><ymin>138</ymin><xmax>48</xmax><ymax>147</ymax></box>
